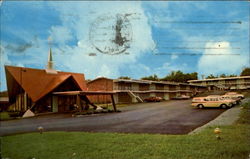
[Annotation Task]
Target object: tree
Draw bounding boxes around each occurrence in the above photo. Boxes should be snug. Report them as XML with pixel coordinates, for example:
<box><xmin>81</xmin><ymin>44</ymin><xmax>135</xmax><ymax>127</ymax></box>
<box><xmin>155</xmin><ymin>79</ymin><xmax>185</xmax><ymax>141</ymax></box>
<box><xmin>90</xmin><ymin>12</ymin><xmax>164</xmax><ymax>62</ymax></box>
<box><xmin>219</xmin><ymin>74</ymin><xmax>226</xmax><ymax>78</ymax></box>
<box><xmin>206</xmin><ymin>74</ymin><xmax>217</xmax><ymax>79</ymax></box>
<box><xmin>228</xmin><ymin>74</ymin><xmax>237</xmax><ymax>77</ymax></box>
<box><xmin>118</xmin><ymin>76</ymin><xmax>131</xmax><ymax>80</ymax></box>
<box><xmin>161</xmin><ymin>71</ymin><xmax>198</xmax><ymax>83</ymax></box>
<box><xmin>186</xmin><ymin>72</ymin><xmax>198</xmax><ymax>81</ymax></box>
<box><xmin>219</xmin><ymin>74</ymin><xmax>237</xmax><ymax>78</ymax></box>
<box><xmin>240</xmin><ymin>67</ymin><xmax>250</xmax><ymax>76</ymax></box>
<box><xmin>141</xmin><ymin>74</ymin><xmax>159</xmax><ymax>81</ymax></box>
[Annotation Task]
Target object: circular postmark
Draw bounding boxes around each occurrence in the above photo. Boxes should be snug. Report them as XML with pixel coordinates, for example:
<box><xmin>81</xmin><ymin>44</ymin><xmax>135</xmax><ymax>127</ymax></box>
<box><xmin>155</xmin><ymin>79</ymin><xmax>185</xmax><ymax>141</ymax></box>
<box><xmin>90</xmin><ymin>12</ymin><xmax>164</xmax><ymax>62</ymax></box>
<box><xmin>89</xmin><ymin>14</ymin><xmax>132</xmax><ymax>55</ymax></box>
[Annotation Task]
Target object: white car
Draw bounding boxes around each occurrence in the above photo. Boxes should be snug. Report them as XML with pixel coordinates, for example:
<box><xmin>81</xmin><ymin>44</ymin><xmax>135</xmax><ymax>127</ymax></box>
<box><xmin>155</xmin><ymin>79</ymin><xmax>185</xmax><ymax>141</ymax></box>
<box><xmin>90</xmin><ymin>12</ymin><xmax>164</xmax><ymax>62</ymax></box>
<box><xmin>191</xmin><ymin>96</ymin><xmax>234</xmax><ymax>109</ymax></box>
<box><xmin>225</xmin><ymin>92</ymin><xmax>244</xmax><ymax>99</ymax></box>
<box><xmin>207</xmin><ymin>95</ymin><xmax>238</xmax><ymax>105</ymax></box>
<box><xmin>220</xmin><ymin>95</ymin><xmax>241</xmax><ymax>105</ymax></box>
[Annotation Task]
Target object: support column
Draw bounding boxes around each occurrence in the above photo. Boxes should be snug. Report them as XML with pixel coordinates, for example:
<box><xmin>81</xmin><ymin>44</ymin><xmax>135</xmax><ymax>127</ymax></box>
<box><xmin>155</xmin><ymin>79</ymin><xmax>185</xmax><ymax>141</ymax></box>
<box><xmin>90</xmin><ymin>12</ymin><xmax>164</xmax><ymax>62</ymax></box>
<box><xmin>24</xmin><ymin>92</ymin><xmax>28</xmax><ymax>111</ymax></box>
<box><xmin>176</xmin><ymin>85</ymin><xmax>181</xmax><ymax>97</ymax></box>
<box><xmin>52</xmin><ymin>96</ymin><xmax>58</xmax><ymax>112</ymax></box>
<box><xmin>111</xmin><ymin>94</ymin><xmax>117</xmax><ymax>112</ymax></box>
<box><xmin>113</xmin><ymin>93</ymin><xmax>119</xmax><ymax>104</ymax></box>
<box><xmin>132</xmin><ymin>96</ymin><xmax>138</xmax><ymax>103</ymax></box>
<box><xmin>163</xmin><ymin>93</ymin><xmax>170</xmax><ymax>100</ymax></box>
<box><xmin>76</xmin><ymin>95</ymin><xmax>82</xmax><ymax>111</ymax></box>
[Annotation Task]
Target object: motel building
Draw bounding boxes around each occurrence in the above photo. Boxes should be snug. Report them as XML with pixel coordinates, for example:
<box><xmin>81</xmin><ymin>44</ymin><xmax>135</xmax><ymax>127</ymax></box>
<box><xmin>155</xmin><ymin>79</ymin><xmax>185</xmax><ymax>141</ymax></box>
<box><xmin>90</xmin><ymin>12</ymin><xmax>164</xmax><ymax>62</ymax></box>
<box><xmin>87</xmin><ymin>77</ymin><xmax>207</xmax><ymax>104</ymax></box>
<box><xmin>3</xmin><ymin>49</ymin><xmax>116</xmax><ymax>116</ymax></box>
<box><xmin>188</xmin><ymin>76</ymin><xmax>250</xmax><ymax>91</ymax></box>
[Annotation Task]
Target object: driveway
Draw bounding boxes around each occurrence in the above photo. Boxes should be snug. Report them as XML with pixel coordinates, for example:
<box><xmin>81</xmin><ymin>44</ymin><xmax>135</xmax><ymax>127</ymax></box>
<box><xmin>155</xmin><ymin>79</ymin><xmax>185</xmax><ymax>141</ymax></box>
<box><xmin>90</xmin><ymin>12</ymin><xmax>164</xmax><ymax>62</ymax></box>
<box><xmin>0</xmin><ymin>100</ymin><xmax>226</xmax><ymax>136</ymax></box>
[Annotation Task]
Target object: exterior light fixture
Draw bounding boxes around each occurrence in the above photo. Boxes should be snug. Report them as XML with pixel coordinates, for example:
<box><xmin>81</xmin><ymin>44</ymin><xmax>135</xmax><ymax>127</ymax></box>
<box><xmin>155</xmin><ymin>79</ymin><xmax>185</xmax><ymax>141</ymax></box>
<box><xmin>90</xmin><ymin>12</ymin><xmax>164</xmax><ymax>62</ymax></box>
<box><xmin>214</xmin><ymin>127</ymin><xmax>221</xmax><ymax>140</ymax></box>
<box><xmin>38</xmin><ymin>126</ymin><xmax>44</xmax><ymax>134</ymax></box>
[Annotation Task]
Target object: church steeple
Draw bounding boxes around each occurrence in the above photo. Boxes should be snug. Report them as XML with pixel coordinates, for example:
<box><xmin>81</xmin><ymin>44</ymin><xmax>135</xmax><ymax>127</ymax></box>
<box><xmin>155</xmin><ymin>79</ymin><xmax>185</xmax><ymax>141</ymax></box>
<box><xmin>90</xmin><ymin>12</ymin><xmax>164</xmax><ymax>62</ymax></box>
<box><xmin>47</xmin><ymin>48</ymin><xmax>53</xmax><ymax>70</ymax></box>
<box><xmin>46</xmin><ymin>37</ymin><xmax>57</xmax><ymax>74</ymax></box>
<box><xmin>49</xmin><ymin>48</ymin><xmax>53</xmax><ymax>61</ymax></box>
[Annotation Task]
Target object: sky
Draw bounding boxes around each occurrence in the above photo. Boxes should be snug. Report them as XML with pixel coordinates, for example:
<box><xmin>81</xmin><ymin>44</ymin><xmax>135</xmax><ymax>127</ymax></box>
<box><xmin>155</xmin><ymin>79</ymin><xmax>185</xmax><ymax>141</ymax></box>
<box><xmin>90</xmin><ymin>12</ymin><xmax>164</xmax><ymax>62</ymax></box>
<box><xmin>0</xmin><ymin>1</ymin><xmax>249</xmax><ymax>91</ymax></box>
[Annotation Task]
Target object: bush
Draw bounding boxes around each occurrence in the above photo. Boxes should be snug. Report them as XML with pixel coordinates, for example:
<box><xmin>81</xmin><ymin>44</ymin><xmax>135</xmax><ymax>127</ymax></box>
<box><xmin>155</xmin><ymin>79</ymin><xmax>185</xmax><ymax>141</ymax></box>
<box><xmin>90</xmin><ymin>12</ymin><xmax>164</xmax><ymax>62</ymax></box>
<box><xmin>0</xmin><ymin>112</ymin><xmax>11</xmax><ymax>121</ymax></box>
<box><xmin>8</xmin><ymin>111</ymin><xmax>22</xmax><ymax>117</ymax></box>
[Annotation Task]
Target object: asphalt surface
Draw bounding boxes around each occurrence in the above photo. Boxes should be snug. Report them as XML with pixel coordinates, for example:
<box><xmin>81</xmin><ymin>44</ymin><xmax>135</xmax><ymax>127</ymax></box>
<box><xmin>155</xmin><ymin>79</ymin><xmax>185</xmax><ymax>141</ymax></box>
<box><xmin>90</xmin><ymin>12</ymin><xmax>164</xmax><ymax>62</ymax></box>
<box><xmin>0</xmin><ymin>100</ymin><xmax>226</xmax><ymax>136</ymax></box>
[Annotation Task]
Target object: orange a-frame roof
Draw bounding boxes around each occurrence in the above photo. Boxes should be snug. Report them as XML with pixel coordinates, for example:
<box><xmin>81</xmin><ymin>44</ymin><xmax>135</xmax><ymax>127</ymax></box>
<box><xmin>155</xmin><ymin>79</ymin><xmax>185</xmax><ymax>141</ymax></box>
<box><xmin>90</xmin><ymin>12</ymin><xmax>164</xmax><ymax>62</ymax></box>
<box><xmin>5</xmin><ymin>65</ymin><xmax>87</xmax><ymax>103</ymax></box>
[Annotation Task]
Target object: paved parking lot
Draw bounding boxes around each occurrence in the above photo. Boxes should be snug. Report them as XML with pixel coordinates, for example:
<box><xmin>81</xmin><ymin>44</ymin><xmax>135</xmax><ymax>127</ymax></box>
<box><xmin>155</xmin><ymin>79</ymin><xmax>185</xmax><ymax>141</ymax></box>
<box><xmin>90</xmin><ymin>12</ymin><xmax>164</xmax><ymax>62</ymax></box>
<box><xmin>0</xmin><ymin>100</ymin><xmax>226</xmax><ymax>136</ymax></box>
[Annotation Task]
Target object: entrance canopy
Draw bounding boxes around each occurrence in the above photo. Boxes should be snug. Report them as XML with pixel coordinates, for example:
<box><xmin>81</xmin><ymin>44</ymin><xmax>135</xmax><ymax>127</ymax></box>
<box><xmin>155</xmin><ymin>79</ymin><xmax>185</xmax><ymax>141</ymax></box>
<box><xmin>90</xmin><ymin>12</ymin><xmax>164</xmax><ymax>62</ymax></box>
<box><xmin>53</xmin><ymin>91</ymin><xmax>117</xmax><ymax>111</ymax></box>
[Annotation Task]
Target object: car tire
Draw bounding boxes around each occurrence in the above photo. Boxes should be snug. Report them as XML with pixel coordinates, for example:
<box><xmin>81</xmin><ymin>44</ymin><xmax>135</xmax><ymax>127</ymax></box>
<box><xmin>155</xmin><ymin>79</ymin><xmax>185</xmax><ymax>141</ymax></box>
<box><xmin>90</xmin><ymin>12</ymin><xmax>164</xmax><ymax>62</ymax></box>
<box><xmin>220</xmin><ymin>104</ymin><xmax>228</xmax><ymax>109</ymax></box>
<box><xmin>197</xmin><ymin>104</ymin><xmax>204</xmax><ymax>109</ymax></box>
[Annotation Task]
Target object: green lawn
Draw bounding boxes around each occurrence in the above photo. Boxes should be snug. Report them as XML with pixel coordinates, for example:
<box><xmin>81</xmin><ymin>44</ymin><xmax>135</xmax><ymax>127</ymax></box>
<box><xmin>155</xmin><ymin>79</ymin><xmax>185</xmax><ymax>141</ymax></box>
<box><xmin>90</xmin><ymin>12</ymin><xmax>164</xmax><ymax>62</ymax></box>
<box><xmin>1</xmin><ymin>102</ymin><xmax>250</xmax><ymax>159</ymax></box>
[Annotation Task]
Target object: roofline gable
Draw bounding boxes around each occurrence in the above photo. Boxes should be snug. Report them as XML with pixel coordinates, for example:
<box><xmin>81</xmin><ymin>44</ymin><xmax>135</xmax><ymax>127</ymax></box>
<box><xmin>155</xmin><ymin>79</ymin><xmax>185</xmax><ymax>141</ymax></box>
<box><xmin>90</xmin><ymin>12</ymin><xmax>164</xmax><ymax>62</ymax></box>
<box><xmin>5</xmin><ymin>65</ymin><xmax>87</xmax><ymax>102</ymax></box>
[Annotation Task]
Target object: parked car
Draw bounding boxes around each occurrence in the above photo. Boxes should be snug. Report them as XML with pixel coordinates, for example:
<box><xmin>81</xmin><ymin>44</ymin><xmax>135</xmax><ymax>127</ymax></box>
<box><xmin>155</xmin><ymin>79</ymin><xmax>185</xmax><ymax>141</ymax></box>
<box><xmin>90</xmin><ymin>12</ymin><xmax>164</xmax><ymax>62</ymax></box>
<box><xmin>191</xmin><ymin>96</ymin><xmax>234</xmax><ymax>109</ymax></box>
<box><xmin>220</xmin><ymin>95</ymin><xmax>241</xmax><ymax>105</ymax></box>
<box><xmin>206</xmin><ymin>95</ymin><xmax>237</xmax><ymax>105</ymax></box>
<box><xmin>144</xmin><ymin>96</ymin><xmax>162</xmax><ymax>102</ymax></box>
<box><xmin>172</xmin><ymin>95</ymin><xmax>190</xmax><ymax>100</ymax></box>
<box><xmin>225</xmin><ymin>92</ymin><xmax>244</xmax><ymax>99</ymax></box>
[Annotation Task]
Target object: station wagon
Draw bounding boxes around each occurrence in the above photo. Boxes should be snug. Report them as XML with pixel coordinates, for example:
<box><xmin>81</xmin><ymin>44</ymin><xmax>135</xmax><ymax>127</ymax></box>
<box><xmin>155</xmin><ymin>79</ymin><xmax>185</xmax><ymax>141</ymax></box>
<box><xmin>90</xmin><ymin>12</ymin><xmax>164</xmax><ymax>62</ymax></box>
<box><xmin>191</xmin><ymin>96</ymin><xmax>233</xmax><ymax>109</ymax></box>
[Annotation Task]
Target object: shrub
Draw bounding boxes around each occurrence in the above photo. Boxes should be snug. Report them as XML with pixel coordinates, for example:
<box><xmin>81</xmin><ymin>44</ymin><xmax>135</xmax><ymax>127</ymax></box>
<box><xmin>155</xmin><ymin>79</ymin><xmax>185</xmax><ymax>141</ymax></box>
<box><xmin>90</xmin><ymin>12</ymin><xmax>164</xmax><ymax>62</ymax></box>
<box><xmin>0</xmin><ymin>112</ymin><xmax>11</xmax><ymax>121</ymax></box>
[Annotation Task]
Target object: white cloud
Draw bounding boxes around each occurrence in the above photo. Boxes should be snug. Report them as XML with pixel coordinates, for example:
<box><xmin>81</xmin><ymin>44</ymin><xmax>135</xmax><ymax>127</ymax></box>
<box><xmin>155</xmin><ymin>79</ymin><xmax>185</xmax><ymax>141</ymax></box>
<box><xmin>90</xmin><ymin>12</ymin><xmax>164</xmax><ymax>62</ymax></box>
<box><xmin>198</xmin><ymin>41</ymin><xmax>248</xmax><ymax>76</ymax></box>
<box><xmin>154</xmin><ymin>62</ymin><xmax>189</xmax><ymax>78</ymax></box>
<box><xmin>49</xmin><ymin>26</ymin><xmax>73</xmax><ymax>44</ymax></box>
<box><xmin>0</xmin><ymin>1</ymin><xmax>155</xmax><ymax>89</ymax></box>
<box><xmin>47</xmin><ymin>1</ymin><xmax>155</xmax><ymax>79</ymax></box>
<box><xmin>171</xmin><ymin>54</ymin><xmax>178</xmax><ymax>60</ymax></box>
